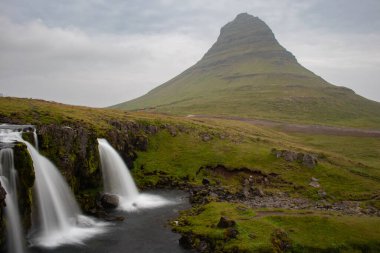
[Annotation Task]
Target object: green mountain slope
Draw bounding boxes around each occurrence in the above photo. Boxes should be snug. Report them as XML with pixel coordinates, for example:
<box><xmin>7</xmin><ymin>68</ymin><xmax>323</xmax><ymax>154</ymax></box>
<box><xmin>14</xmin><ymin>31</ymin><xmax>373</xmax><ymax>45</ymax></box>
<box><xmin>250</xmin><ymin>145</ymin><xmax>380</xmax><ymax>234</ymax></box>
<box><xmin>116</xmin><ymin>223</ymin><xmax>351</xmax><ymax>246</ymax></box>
<box><xmin>113</xmin><ymin>13</ymin><xmax>380</xmax><ymax>128</ymax></box>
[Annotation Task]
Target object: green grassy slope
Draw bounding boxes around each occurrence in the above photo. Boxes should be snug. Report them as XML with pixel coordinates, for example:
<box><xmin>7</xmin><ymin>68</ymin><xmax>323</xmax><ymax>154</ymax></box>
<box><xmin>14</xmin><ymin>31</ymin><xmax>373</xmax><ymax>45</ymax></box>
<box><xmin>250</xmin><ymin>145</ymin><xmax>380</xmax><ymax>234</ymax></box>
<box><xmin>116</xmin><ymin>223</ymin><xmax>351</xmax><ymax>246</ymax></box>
<box><xmin>2</xmin><ymin>97</ymin><xmax>380</xmax><ymax>251</ymax></box>
<box><xmin>113</xmin><ymin>13</ymin><xmax>380</xmax><ymax>128</ymax></box>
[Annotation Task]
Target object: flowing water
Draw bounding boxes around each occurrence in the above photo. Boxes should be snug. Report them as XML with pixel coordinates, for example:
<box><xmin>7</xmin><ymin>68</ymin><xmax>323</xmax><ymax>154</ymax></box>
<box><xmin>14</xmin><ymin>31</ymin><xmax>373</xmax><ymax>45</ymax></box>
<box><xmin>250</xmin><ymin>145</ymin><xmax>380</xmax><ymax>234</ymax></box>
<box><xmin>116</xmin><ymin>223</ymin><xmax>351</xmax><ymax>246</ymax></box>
<box><xmin>0</xmin><ymin>148</ymin><xmax>25</xmax><ymax>253</ymax></box>
<box><xmin>30</xmin><ymin>190</ymin><xmax>192</xmax><ymax>253</ymax></box>
<box><xmin>0</xmin><ymin>127</ymin><xmax>190</xmax><ymax>252</ymax></box>
<box><xmin>0</xmin><ymin>126</ymin><xmax>106</xmax><ymax>249</ymax></box>
<box><xmin>98</xmin><ymin>138</ymin><xmax>172</xmax><ymax>211</ymax></box>
<box><xmin>23</xmin><ymin>141</ymin><xmax>106</xmax><ymax>248</ymax></box>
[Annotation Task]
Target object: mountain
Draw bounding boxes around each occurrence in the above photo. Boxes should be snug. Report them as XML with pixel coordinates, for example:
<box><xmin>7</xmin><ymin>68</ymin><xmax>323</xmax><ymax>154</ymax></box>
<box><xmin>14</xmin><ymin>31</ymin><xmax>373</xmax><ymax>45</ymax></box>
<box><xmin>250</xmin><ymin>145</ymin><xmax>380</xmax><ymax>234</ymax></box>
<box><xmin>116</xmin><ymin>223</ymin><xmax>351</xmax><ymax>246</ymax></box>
<box><xmin>112</xmin><ymin>13</ymin><xmax>380</xmax><ymax>128</ymax></box>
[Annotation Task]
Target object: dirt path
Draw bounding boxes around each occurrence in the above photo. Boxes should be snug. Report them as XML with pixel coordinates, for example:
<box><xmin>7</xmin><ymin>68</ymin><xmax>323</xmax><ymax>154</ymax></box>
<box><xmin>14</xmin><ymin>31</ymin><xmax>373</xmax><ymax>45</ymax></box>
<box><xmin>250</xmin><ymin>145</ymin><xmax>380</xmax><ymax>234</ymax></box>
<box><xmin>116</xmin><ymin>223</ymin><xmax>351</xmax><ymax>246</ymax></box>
<box><xmin>187</xmin><ymin>114</ymin><xmax>380</xmax><ymax>137</ymax></box>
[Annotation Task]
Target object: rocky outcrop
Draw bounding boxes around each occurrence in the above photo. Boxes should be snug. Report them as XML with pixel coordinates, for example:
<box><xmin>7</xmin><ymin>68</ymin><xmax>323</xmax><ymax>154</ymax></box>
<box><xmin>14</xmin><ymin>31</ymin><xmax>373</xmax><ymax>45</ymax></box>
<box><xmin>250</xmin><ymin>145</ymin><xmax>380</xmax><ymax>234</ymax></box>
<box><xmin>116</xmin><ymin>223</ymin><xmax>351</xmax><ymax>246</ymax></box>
<box><xmin>34</xmin><ymin>120</ymin><xmax>153</xmax><ymax>212</ymax></box>
<box><xmin>0</xmin><ymin>183</ymin><xmax>5</xmax><ymax>209</ymax></box>
<box><xmin>272</xmin><ymin>148</ymin><xmax>318</xmax><ymax>168</ymax></box>
<box><xmin>13</xmin><ymin>143</ymin><xmax>35</xmax><ymax>233</ymax></box>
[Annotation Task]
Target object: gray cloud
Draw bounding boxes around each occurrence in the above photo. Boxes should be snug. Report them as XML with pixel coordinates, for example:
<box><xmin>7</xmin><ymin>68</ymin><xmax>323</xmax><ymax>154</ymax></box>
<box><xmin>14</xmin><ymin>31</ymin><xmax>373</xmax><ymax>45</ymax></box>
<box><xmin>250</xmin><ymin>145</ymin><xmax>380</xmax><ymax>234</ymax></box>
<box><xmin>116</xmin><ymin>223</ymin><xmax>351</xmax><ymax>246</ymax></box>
<box><xmin>0</xmin><ymin>0</ymin><xmax>379</xmax><ymax>106</ymax></box>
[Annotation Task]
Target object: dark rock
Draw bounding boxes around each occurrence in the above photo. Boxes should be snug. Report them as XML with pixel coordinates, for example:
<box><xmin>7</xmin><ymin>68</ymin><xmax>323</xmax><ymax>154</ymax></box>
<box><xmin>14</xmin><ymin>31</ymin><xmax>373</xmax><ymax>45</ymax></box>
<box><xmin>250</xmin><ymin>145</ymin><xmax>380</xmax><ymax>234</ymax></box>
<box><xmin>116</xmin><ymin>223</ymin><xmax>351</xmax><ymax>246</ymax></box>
<box><xmin>0</xmin><ymin>182</ymin><xmax>6</xmax><ymax>208</ymax></box>
<box><xmin>225</xmin><ymin>228</ymin><xmax>239</xmax><ymax>239</ymax></box>
<box><xmin>217</xmin><ymin>216</ymin><xmax>236</xmax><ymax>228</ymax></box>
<box><xmin>179</xmin><ymin>234</ymin><xmax>193</xmax><ymax>249</ymax></box>
<box><xmin>202</xmin><ymin>178</ymin><xmax>210</xmax><ymax>185</ymax></box>
<box><xmin>100</xmin><ymin>194</ymin><xmax>119</xmax><ymax>209</ymax></box>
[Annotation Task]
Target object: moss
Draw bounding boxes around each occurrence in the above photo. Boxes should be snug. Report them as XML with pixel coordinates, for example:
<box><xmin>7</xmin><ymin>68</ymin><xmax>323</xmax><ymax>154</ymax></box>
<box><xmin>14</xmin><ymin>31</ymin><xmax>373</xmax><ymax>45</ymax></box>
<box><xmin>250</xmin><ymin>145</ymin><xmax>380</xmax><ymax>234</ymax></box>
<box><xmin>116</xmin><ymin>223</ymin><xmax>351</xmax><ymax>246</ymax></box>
<box><xmin>174</xmin><ymin>202</ymin><xmax>380</xmax><ymax>252</ymax></box>
<box><xmin>13</xmin><ymin>143</ymin><xmax>35</xmax><ymax>231</ymax></box>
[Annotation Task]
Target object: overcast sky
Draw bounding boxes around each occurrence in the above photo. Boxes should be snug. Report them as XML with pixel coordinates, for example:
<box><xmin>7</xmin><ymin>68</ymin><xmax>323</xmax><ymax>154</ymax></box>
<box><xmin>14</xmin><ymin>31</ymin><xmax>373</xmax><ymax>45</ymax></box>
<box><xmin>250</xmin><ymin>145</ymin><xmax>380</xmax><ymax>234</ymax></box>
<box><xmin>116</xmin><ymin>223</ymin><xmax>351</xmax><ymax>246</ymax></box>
<box><xmin>0</xmin><ymin>0</ymin><xmax>379</xmax><ymax>107</ymax></box>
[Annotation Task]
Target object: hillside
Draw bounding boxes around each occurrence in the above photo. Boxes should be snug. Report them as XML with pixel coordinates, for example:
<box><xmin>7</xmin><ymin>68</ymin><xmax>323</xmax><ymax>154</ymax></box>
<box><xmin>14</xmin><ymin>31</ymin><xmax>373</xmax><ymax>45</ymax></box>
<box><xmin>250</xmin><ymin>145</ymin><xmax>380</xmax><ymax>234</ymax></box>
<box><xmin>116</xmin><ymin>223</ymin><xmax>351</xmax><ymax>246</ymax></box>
<box><xmin>113</xmin><ymin>13</ymin><xmax>380</xmax><ymax>128</ymax></box>
<box><xmin>1</xmin><ymin>96</ymin><xmax>380</xmax><ymax>252</ymax></box>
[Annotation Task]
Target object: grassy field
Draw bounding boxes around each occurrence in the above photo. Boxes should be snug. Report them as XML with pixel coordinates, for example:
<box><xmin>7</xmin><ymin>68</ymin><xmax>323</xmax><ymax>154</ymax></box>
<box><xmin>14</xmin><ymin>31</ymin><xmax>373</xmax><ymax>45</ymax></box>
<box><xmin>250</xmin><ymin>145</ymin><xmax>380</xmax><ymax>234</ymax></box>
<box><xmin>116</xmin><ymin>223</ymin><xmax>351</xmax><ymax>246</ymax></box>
<box><xmin>174</xmin><ymin>202</ymin><xmax>380</xmax><ymax>252</ymax></box>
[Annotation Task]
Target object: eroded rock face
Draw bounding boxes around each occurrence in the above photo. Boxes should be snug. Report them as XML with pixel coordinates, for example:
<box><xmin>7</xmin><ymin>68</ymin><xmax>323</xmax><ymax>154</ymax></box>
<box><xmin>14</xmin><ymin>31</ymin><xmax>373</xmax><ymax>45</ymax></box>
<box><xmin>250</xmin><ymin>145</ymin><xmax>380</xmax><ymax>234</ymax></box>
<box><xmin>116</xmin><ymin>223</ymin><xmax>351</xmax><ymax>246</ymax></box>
<box><xmin>0</xmin><ymin>182</ymin><xmax>6</xmax><ymax>208</ymax></box>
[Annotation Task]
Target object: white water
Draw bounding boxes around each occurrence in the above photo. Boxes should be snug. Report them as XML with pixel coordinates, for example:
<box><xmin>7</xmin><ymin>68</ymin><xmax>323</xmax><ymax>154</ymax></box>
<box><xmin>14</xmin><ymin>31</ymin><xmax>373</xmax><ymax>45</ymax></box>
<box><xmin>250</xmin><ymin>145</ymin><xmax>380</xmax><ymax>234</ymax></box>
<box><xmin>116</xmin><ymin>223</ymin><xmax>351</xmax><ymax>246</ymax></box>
<box><xmin>98</xmin><ymin>138</ymin><xmax>172</xmax><ymax>211</ymax></box>
<box><xmin>0</xmin><ymin>127</ymin><xmax>106</xmax><ymax>248</ymax></box>
<box><xmin>24</xmin><ymin>141</ymin><xmax>106</xmax><ymax>248</ymax></box>
<box><xmin>0</xmin><ymin>148</ymin><xmax>25</xmax><ymax>253</ymax></box>
<box><xmin>33</xmin><ymin>128</ymin><xmax>39</xmax><ymax>150</ymax></box>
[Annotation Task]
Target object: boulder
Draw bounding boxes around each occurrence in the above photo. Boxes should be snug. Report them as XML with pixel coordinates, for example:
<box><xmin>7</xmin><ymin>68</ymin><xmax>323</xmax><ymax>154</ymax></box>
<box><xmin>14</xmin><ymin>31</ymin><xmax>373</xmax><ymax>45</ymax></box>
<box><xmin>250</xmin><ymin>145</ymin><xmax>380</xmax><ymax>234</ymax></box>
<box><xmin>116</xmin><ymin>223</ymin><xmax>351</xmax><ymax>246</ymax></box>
<box><xmin>303</xmin><ymin>154</ymin><xmax>318</xmax><ymax>168</ymax></box>
<box><xmin>217</xmin><ymin>216</ymin><xmax>236</xmax><ymax>228</ymax></box>
<box><xmin>100</xmin><ymin>193</ymin><xmax>119</xmax><ymax>209</ymax></box>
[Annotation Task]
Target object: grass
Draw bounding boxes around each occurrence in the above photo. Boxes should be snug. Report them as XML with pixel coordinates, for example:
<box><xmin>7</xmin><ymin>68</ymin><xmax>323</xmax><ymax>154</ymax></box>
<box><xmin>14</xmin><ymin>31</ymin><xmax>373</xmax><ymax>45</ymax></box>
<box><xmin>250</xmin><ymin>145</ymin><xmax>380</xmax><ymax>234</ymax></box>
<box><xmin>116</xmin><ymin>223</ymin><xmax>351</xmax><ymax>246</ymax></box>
<box><xmin>174</xmin><ymin>202</ymin><xmax>380</xmax><ymax>252</ymax></box>
<box><xmin>2</xmin><ymin>96</ymin><xmax>380</xmax><ymax>251</ymax></box>
<box><xmin>133</xmin><ymin>127</ymin><xmax>380</xmax><ymax>201</ymax></box>
<box><xmin>111</xmin><ymin>16</ymin><xmax>380</xmax><ymax>129</ymax></box>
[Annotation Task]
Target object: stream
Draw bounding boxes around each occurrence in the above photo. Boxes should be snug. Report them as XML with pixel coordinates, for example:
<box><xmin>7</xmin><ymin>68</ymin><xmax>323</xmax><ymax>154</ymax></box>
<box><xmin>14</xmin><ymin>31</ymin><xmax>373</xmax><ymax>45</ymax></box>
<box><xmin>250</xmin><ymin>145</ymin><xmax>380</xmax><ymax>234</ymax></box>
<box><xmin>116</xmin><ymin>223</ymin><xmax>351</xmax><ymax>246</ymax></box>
<box><xmin>29</xmin><ymin>190</ymin><xmax>192</xmax><ymax>253</ymax></box>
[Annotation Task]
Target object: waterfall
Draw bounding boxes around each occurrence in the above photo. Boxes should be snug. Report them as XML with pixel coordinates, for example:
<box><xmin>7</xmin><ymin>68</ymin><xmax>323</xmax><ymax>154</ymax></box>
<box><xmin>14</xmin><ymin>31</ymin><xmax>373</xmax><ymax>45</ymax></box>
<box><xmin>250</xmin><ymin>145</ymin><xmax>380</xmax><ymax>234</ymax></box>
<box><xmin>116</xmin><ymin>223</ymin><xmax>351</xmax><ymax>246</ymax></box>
<box><xmin>0</xmin><ymin>148</ymin><xmax>25</xmax><ymax>253</ymax></box>
<box><xmin>0</xmin><ymin>126</ymin><xmax>106</xmax><ymax>249</ymax></box>
<box><xmin>98</xmin><ymin>139</ymin><xmax>139</xmax><ymax>199</ymax></box>
<box><xmin>98</xmin><ymin>138</ymin><xmax>172</xmax><ymax>211</ymax></box>
<box><xmin>33</xmin><ymin>128</ymin><xmax>38</xmax><ymax>150</ymax></box>
<box><xmin>23</xmin><ymin>140</ymin><xmax>106</xmax><ymax>248</ymax></box>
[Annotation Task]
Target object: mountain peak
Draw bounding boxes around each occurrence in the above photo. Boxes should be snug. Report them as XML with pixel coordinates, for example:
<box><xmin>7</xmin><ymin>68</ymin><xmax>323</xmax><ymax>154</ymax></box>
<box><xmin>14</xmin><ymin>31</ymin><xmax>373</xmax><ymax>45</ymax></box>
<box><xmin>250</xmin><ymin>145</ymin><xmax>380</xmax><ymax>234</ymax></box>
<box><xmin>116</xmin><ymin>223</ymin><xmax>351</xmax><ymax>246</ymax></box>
<box><xmin>201</xmin><ymin>12</ymin><xmax>293</xmax><ymax>65</ymax></box>
<box><xmin>112</xmin><ymin>13</ymin><xmax>380</xmax><ymax>128</ymax></box>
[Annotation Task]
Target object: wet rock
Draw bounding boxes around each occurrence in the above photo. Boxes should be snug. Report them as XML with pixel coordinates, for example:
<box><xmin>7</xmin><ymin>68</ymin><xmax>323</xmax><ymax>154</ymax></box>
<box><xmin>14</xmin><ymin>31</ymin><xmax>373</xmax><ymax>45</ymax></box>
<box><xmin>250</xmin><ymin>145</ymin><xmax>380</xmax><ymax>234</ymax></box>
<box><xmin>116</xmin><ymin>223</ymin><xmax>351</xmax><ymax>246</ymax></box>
<box><xmin>217</xmin><ymin>216</ymin><xmax>236</xmax><ymax>228</ymax></box>
<box><xmin>225</xmin><ymin>228</ymin><xmax>239</xmax><ymax>239</ymax></box>
<box><xmin>100</xmin><ymin>194</ymin><xmax>119</xmax><ymax>209</ymax></box>
<box><xmin>0</xmin><ymin>182</ymin><xmax>6</xmax><ymax>208</ymax></box>
<box><xmin>311</xmin><ymin>177</ymin><xmax>319</xmax><ymax>182</ymax></box>
<box><xmin>179</xmin><ymin>234</ymin><xmax>193</xmax><ymax>249</ymax></box>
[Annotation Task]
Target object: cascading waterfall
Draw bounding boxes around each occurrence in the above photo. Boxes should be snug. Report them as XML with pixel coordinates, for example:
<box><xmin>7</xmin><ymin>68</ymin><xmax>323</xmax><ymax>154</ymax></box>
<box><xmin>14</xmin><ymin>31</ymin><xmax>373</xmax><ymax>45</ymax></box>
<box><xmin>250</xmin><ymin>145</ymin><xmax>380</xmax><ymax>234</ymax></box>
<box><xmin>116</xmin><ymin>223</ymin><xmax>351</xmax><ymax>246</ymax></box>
<box><xmin>33</xmin><ymin>128</ymin><xmax>38</xmax><ymax>150</ymax></box>
<box><xmin>0</xmin><ymin>125</ymin><xmax>106</xmax><ymax>249</ymax></box>
<box><xmin>0</xmin><ymin>148</ymin><xmax>25</xmax><ymax>253</ymax></box>
<box><xmin>98</xmin><ymin>138</ymin><xmax>172</xmax><ymax>211</ymax></box>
